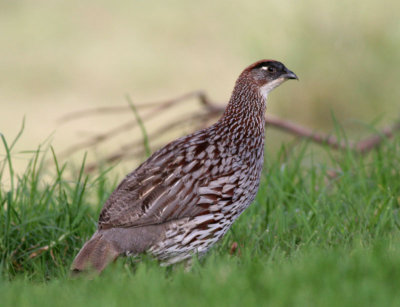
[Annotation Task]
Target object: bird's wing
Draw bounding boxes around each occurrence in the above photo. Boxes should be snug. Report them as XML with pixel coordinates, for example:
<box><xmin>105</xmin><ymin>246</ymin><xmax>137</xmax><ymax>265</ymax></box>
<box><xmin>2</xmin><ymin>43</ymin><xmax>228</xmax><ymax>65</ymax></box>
<box><xmin>98</xmin><ymin>131</ymin><xmax>242</xmax><ymax>229</ymax></box>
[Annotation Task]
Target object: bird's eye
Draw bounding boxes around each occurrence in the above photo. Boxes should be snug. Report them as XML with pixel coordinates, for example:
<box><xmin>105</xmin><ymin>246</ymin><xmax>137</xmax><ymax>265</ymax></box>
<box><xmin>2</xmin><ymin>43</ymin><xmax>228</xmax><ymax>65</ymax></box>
<box><xmin>261</xmin><ymin>66</ymin><xmax>275</xmax><ymax>73</ymax></box>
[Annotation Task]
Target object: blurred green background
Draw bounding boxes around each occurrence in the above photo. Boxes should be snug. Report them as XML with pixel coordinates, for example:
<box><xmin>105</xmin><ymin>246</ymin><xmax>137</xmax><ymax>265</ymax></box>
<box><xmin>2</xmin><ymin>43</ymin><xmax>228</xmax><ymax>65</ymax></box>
<box><xmin>1</xmin><ymin>0</ymin><xmax>399</xmax><ymax>167</ymax></box>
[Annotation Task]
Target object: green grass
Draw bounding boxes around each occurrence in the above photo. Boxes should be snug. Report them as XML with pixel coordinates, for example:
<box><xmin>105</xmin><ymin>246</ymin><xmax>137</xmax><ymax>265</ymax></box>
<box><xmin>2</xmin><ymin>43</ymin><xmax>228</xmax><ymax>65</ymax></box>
<box><xmin>1</xmin><ymin>127</ymin><xmax>400</xmax><ymax>306</ymax></box>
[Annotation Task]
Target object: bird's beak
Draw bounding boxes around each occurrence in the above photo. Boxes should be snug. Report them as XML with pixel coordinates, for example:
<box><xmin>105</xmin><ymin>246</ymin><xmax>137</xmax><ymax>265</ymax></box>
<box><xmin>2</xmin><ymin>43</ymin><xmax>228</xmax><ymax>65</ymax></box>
<box><xmin>282</xmin><ymin>68</ymin><xmax>298</xmax><ymax>80</ymax></box>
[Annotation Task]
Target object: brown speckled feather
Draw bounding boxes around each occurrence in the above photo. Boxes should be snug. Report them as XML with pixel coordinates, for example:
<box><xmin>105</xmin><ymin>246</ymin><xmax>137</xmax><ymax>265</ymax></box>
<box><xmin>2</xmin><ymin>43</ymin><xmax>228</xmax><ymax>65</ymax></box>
<box><xmin>99</xmin><ymin>129</ymin><xmax>243</xmax><ymax>230</ymax></box>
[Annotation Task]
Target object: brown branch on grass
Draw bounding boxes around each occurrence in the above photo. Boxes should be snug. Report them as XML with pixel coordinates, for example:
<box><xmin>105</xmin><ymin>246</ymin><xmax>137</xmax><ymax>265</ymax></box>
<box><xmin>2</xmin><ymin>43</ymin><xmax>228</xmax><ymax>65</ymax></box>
<box><xmin>265</xmin><ymin>114</ymin><xmax>354</xmax><ymax>151</ymax></box>
<box><xmin>356</xmin><ymin>122</ymin><xmax>400</xmax><ymax>153</ymax></box>
<box><xmin>59</xmin><ymin>90</ymin><xmax>400</xmax><ymax>172</ymax></box>
<box><xmin>265</xmin><ymin>114</ymin><xmax>400</xmax><ymax>153</ymax></box>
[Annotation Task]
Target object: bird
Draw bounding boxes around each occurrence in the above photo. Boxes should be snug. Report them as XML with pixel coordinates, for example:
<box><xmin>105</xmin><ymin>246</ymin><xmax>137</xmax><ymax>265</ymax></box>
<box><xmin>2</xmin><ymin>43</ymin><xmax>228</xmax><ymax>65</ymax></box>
<box><xmin>71</xmin><ymin>59</ymin><xmax>298</xmax><ymax>273</ymax></box>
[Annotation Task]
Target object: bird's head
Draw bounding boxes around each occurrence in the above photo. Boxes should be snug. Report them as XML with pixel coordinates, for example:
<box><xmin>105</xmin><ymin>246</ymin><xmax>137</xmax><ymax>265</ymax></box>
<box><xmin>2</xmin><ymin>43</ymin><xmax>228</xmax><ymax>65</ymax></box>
<box><xmin>243</xmin><ymin>60</ymin><xmax>298</xmax><ymax>99</ymax></box>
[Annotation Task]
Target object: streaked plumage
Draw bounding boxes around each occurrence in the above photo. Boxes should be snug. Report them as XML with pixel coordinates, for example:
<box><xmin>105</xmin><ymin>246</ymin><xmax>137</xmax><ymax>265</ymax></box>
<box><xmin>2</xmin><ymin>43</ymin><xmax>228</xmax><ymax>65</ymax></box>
<box><xmin>72</xmin><ymin>60</ymin><xmax>297</xmax><ymax>273</ymax></box>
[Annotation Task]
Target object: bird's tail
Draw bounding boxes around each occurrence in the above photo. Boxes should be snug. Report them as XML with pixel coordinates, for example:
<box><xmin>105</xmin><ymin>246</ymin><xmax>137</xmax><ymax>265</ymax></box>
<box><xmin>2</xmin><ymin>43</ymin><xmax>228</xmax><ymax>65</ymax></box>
<box><xmin>71</xmin><ymin>232</ymin><xmax>120</xmax><ymax>274</ymax></box>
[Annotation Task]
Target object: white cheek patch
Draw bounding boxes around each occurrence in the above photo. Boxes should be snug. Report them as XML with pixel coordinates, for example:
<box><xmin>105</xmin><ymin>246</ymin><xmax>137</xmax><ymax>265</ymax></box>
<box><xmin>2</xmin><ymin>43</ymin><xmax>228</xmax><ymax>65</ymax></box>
<box><xmin>259</xmin><ymin>77</ymin><xmax>286</xmax><ymax>100</ymax></box>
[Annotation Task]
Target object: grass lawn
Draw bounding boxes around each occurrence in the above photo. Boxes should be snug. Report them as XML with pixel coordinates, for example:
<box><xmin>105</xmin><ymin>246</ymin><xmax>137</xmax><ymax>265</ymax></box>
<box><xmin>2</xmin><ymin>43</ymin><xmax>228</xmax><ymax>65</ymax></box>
<box><xmin>1</xmin><ymin>126</ymin><xmax>400</xmax><ymax>306</ymax></box>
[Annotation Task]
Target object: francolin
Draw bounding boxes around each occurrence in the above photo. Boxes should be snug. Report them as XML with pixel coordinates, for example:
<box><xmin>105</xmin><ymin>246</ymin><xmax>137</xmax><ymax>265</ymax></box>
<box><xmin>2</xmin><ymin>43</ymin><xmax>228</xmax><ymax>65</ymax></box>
<box><xmin>72</xmin><ymin>60</ymin><xmax>298</xmax><ymax>273</ymax></box>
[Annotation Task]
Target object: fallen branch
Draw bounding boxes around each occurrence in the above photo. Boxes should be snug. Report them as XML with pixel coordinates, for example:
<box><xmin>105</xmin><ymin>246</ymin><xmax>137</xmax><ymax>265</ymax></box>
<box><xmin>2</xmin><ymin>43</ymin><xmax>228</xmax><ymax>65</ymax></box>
<box><xmin>356</xmin><ymin>122</ymin><xmax>400</xmax><ymax>153</ymax></box>
<box><xmin>58</xmin><ymin>90</ymin><xmax>400</xmax><ymax>172</ymax></box>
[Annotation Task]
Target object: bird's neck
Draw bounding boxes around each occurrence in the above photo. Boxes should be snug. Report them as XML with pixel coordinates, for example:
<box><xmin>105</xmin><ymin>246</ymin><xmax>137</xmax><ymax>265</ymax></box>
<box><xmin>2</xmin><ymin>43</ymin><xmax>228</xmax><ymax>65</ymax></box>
<box><xmin>219</xmin><ymin>78</ymin><xmax>267</xmax><ymax>139</ymax></box>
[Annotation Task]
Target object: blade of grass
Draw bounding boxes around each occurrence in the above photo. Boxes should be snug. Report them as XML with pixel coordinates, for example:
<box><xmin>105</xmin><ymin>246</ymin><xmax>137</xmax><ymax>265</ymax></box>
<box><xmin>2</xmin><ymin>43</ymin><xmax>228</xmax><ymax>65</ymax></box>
<box><xmin>126</xmin><ymin>94</ymin><xmax>151</xmax><ymax>158</ymax></box>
